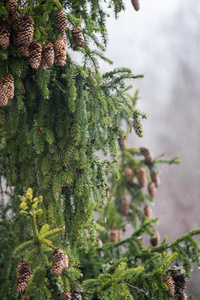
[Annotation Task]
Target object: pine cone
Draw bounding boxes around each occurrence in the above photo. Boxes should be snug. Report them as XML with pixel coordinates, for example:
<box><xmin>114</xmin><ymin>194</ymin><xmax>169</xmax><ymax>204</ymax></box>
<box><xmin>0</xmin><ymin>18</ymin><xmax>11</xmax><ymax>51</ymax></box>
<box><xmin>140</xmin><ymin>146</ymin><xmax>154</xmax><ymax>164</ymax></box>
<box><xmin>52</xmin><ymin>248</ymin><xmax>64</xmax><ymax>277</ymax></box>
<box><xmin>55</xmin><ymin>9</ymin><xmax>67</xmax><ymax>33</ymax></box>
<box><xmin>61</xmin><ymin>292</ymin><xmax>72</xmax><ymax>300</ymax></box>
<box><xmin>29</xmin><ymin>41</ymin><xmax>42</xmax><ymax>69</ymax></box>
<box><xmin>136</xmin><ymin>166</ymin><xmax>147</xmax><ymax>188</ymax></box>
<box><xmin>0</xmin><ymin>73</ymin><xmax>14</xmax><ymax>100</ymax></box>
<box><xmin>54</xmin><ymin>39</ymin><xmax>66</xmax><ymax>66</ymax></box>
<box><xmin>118</xmin><ymin>137</ymin><xmax>126</xmax><ymax>150</ymax></box>
<box><xmin>109</xmin><ymin>228</ymin><xmax>119</xmax><ymax>243</ymax></box>
<box><xmin>7</xmin><ymin>0</ymin><xmax>18</xmax><ymax>12</ymax></box>
<box><xmin>71</xmin><ymin>26</ymin><xmax>84</xmax><ymax>47</ymax></box>
<box><xmin>16</xmin><ymin>260</ymin><xmax>32</xmax><ymax>293</ymax></box>
<box><xmin>164</xmin><ymin>275</ymin><xmax>174</xmax><ymax>297</ymax></box>
<box><xmin>150</xmin><ymin>171</ymin><xmax>160</xmax><ymax>188</ymax></box>
<box><xmin>178</xmin><ymin>292</ymin><xmax>187</xmax><ymax>300</ymax></box>
<box><xmin>171</xmin><ymin>269</ymin><xmax>187</xmax><ymax>295</ymax></box>
<box><xmin>131</xmin><ymin>0</ymin><xmax>140</xmax><ymax>11</ymax></box>
<box><xmin>121</xmin><ymin>197</ymin><xmax>129</xmax><ymax>216</ymax></box>
<box><xmin>144</xmin><ymin>205</ymin><xmax>152</xmax><ymax>218</ymax></box>
<box><xmin>148</xmin><ymin>182</ymin><xmax>156</xmax><ymax>198</ymax></box>
<box><xmin>18</xmin><ymin>45</ymin><xmax>29</xmax><ymax>59</ymax></box>
<box><xmin>41</xmin><ymin>42</ymin><xmax>54</xmax><ymax>67</ymax></box>
<box><xmin>150</xmin><ymin>230</ymin><xmax>160</xmax><ymax>247</ymax></box>
<box><xmin>17</xmin><ymin>15</ymin><xmax>34</xmax><ymax>47</ymax></box>
<box><xmin>0</xmin><ymin>89</ymin><xmax>8</xmax><ymax>107</ymax></box>
<box><xmin>72</xmin><ymin>293</ymin><xmax>82</xmax><ymax>300</ymax></box>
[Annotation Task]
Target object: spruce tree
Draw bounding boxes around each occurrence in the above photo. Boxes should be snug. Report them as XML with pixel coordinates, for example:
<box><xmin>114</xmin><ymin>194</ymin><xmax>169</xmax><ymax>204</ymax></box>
<box><xmin>0</xmin><ymin>0</ymin><xmax>200</xmax><ymax>299</ymax></box>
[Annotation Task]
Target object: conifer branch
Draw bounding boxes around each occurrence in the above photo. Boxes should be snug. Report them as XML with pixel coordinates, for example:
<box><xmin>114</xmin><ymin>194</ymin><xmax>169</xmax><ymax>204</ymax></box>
<box><xmin>118</xmin><ymin>280</ymin><xmax>149</xmax><ymax>295</ymax></box>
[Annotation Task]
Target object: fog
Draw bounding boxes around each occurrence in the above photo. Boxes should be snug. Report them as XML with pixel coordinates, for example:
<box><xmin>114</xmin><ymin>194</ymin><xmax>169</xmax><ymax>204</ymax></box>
<box><xmin>101</xmin><ymin>0</ymin><xmax>200</xmax><ymax>296</ymax></box>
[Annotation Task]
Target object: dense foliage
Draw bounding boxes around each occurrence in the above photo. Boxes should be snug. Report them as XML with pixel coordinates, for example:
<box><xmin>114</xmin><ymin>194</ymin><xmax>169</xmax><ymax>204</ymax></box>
<box><xmin>0</xmin><ymin>0</ymin><xmax>200</xmax><ymax>299</ymax></box>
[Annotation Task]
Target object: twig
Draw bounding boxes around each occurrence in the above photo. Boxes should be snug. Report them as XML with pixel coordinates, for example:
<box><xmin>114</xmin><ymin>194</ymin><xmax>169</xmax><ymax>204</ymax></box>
<box><xmin>119</xmin><ymin>280</ymin><xmax>149</xmax><ymax>295</ymax></box>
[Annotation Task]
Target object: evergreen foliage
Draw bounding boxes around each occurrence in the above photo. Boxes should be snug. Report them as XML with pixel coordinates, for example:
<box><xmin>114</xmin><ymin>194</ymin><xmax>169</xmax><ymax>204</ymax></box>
<box><xmin>0</xmin><ymin>0</ymin><xmax>200</xmax><ymax>299</ymax></box>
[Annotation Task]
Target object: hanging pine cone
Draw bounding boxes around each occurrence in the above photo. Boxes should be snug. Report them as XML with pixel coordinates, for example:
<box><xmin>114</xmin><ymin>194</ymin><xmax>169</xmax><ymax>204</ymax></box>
<box><xmin>41</xmin><ymin>42</ymin><xmax>54</xmax><ymax>67</ymax></box>
<box><xmin>61</xmin><ymin>292</ymin><xmax>72</xmax><ymax>300</ymax></box>
<box><xmin>121</xmin><ymin>197</ymin><xmax>129</xmax><ymax>216</ymax></box>
<box><xmin>16</xmin><ymin>260</ymin><xmax>32</xmax><ymax>293</ymax></box>
<box><xmin>0</xmin><ymin>89</ymin><xmax>8</xmax><ymax>107</ymax></box>
<box><xmin>124</xmin><ymin>167</ymin><xmax>133</xmax><ymax>184</ymax></box>
<box><xmin>136</xmin><ymin>166</ymin><xmax>147</xmax><ymax>188</ymax></box>
<box><xmin>178</xmin><ymin>292</ymin><xmax>187</xmax><ymax>300</ymax></box>
<box><xmin>131</xmin><ymin>0</ymin><xmax>140</xmax><ymax>11</ymax></box>
<box><xmin>71</xmin><ymin>26</ymin><xmax>84</xmax><ymax>47</ymax></box>
<box><xmin>18</xmin><ymin>45</ymin><xmax>29</xmax><ymax>59</ymax></box>
<box><xmin>7</xmin><ymin>0</ymin><xmax>18</xmax><ymax>12</ymax></box>
<box><xmin>118</xmin><ymin>137</ymin><xmax>126</xmax><ymax>150</ymax></box>
<box><xmin>150</xmin><ymin>230</ymin><xmax>160</xmax><ymax>247</ymax></box>
<box><xmin>148</xmin><ymin>182</ymin><xmax>156</xmax><ymax>198</ymax></box>
<box><xmin>171</xmin><ymin>269</ymin><xmax>187</xmax><ymax>295</ymax></box>
<box><xmin>150</xmin><ymin>171</ymin><xmax>160</xmax><ymax>188</ymax></box>
<box><xmin>54</xmin><ymin>39</ymin><xmax>66</xmax><ymax>66</ymax></box>
<box><xmin>109</xmin><ymin>228</ymin><xmax>119</xmax><ymax>243</ymax></box>
<box><xmin>0</xmin><ymin>73</ymin><xmax>14</xmax><ymax>100</ymax></box>
<box><xmin>55</xmin><ymin>9</ymin><xmax>67</xmax><ymax>33</ymax></box>
<box><xmin>140</xmin><ymin>146</ymin><xmax>154</xmax><ymax>164</ymax></box>
<box><xmin>164</xmin><ymin>275</ymin><xmax>174</xmax><ymax>297</ymax></box>
<box><xmin>52</xmin><ymin>248</ymin><xmax>64</xmax><ymax>277</ymax></box>
<box><xmin>29</xmin><ymin>41</ymin><xmax>42</xmax><ymax>69</ymax></box>
<box><xmin>17</xmin><ymin>15</ymin><xmax>34</xmax><ymax>47</ymax></box>
<box><xmin>0</xmin><ymin>18</ymin><xmax>11</xmax><ymax>51</ymax></box>
<box><xmin>144</xmin><ymin>205</ymin><xmax>152</xmax><ymax>218</ymax></box>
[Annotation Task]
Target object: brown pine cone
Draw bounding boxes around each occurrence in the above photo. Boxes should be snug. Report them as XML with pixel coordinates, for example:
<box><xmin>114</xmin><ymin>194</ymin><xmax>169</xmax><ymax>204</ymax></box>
<box><xmin>148</xmin><ymin>182</ymin><xmax>156</xmax><ymax>198</ymax></box>
<box><xmin>109</xmin><ymin>228</ymin><xmax>119</xmax><ymax>243</ymax></box>
<box><xmin>54</xmin><ymin>39</ymin><xmax>66</xmax><ymax>66</ymax></box>
<box><xmin>71</xmin><ymin>26</ymin><xmax>84</xmax><ymax>47</ymax></box>
<box><xmin>144</xmin><ymin>205</ymin><xmax>152</xmax><ymax>218</ymax></box>
<box><xmin>55</xmin><ymin>9</ymin><xmax>67</xmax><ymax>33</ymax></box>
<box><xmin>140</xmin><ymin>146</ymin><xmax>154</xmax><ymax>164</ymax></box>
<box><xmin>16</xmin><ymin>260</ymin><xmax>32</xmax><ymax>293</ymax></box>
<box><xmin>150</xmin><ymin>171</ymin><xmax>160</xmax><ymax>188</ymax></box>
<box><xmin>0</xmin><ymin>88</ymin><xmax>8</xmax><ymax>107</ymax></box>
<box><xmin>117</xmin><ymin>137</ymin><xmax>126</xmax><ymax>150</ymax></box>
<box><xmin>136</xmin><ymin>166</ymin><xmax>147</xmax><ymax>188</ymax></box>
<box><xmin>18</xmin><ymin>45</ymin><xmax>29</xmax><ymax>59</ymax></box>
<box><xmin>164</xmin><ymin>275</ymin><xmax>174</xmax><ymax>297</ymax></box>
<box><xmin>52</xmin><ymin>248</ymin><xmax>64</xmax><ymax>277</ymax></box>
<box><xmin>131</xmin><ymin>0</ymin><xmax>140</xmax><ymax>11</ymax></box>
<box><xmin>29</xmin><ymin>41</ymin><xmax>42</xmax><ymax>69</ymax></box>
<box><xmin>7</xmin><ymin>0</ymin><xmax>18</xmax><ymax>12</ymax></box>
<box><xmin>0</xmin><ymin>73</ymin><xmax>14</xmax><ymax>100</ymax></box>
<box><xmin>0</xmin><ymin>18</ymin><xmax>11</xmax><ymax>51</ymax></box>
<box><xmin>41</xmin><ymin>42</ymin><xmax>54</xmax><ymax>68</ymax></box>
<box><xmin>150</xmin><ymin>230</ymin><xmax>160</xmax><ymax>247</ymax></box>
<box><xmin>17</xmin><ymin>15</ymin><xmax>34</xmax><ymax>47</ymax></box>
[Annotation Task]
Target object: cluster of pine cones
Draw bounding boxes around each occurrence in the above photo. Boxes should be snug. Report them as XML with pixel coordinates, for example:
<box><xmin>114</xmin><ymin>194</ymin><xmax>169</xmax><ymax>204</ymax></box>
<box><xmin>0</xmin><ymin>0</ymin><xmax>84</xmax><ymax>106</ymax></box>
<box><xmin>164</xmin><ymin>268</ymin><xmax>187</xmax><ymax>299</ymax></box>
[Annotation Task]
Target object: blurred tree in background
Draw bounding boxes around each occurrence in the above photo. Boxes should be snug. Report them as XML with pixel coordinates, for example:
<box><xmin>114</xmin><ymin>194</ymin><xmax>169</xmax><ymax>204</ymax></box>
<box><xmin>0</xmin><ymin>0</ymin><xmax>200</xmax><ymax>299</ymax></box>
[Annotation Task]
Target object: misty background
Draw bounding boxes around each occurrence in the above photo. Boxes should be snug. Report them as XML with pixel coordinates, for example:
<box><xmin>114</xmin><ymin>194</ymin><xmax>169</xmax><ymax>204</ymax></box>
<box><xmin>100</xmin><ymin>0</ymin><xmax>200</xmax><ymax>296</ymax></box>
